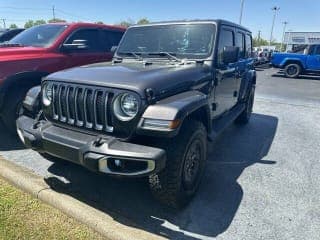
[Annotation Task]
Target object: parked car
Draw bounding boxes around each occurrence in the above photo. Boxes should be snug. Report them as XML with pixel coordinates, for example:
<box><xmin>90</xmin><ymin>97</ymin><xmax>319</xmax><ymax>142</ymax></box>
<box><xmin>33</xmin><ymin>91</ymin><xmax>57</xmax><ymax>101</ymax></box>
<box><xmin>17</xmin><ymin>19</ymin><xmax>256</xmax><ymax>208</ymax></box>
<box><xmin>0</xmin><ymin>28</ymin><xmax>25</xmax><ymax>43</ymax></box>
<box><xmin>271</xmin><ymin>44</ymin><xmax>320</xmax><ymax>78</ymax></box>
<box><xmin>0</xmin><ymin>23</ymin><xmax>125</xmax><ymax>132</ymax></box>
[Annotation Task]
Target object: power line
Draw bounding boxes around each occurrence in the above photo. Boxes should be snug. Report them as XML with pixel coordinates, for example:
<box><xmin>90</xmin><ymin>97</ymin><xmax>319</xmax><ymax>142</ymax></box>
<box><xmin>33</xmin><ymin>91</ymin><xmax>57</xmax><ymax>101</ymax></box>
<box><xmin>0</xmin><ymin>6</ymin><xmax>50</xmax><ymax>11</ymax></box>
<box><xmin>55</xmin><ymin>9</ymin><xmax>94</xmax><ymax>22</ymax></box>
<box><xmin>239</xmin><ymin>0</ymin><xmax>245</xmax><ymax>25</ymax></box>
<box><xmin>280</xmin><ymin>21</ymin><xmax>289</xmax><ymax>51</ymax></box>
<box><xmin>52</xmin><ymin>5</ymin><xmax>56</xmax><ymax>21</ymax></box>
<box><xmin>269</xmin><ymin>6</ymin><xmax>280</xmax><ymax>47</ymax></box>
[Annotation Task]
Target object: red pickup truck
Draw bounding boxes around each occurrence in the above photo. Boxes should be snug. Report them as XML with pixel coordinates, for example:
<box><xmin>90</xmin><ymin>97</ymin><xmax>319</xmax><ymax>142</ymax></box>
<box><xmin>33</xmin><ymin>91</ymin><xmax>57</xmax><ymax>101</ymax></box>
<box><xmin>0</xmin><ymin>22</ymin><xmax>125</xmax><ymax>132</ymax></box>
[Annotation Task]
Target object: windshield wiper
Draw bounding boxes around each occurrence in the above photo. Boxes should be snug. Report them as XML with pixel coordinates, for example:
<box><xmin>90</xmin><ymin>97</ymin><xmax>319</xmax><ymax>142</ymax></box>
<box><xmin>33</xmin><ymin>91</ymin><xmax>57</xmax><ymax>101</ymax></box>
<box><xmin>117</xmin><ymin>52</ymin><xmax>144</xmax><ymax>61</ymax></box>
<box><xmin>147</xmin><ymin>52</ymin><xmax>182</xmax><ymax>62</ymax></box>
<box><xmin>0</xmin><ymin>43</ymin><xmax>25</xmax><ymax>48</ymax></box>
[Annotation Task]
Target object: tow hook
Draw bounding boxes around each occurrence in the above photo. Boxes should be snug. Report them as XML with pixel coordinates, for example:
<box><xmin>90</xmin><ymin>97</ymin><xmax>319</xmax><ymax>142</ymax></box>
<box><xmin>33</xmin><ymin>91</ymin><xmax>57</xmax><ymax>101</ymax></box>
<box><xmin>93</xmin><ymin>136</ymin><xmax>108</xmax><ymax>147</ymax></box>
<box><xmin>32</xmin><ymin>110</ymin><xmax>44</xmax><ymax>129</ymax></box>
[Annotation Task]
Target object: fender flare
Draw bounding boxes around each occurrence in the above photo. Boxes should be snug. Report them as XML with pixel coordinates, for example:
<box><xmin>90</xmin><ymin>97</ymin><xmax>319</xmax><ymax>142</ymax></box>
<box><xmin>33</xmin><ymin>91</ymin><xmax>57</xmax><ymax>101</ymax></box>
<box><xmin>0</xmin><ymin>71</ymin><xmax>49</xmax><ymax>111</ymax></box>
<box><xmin>138</xmin><ymin>90</ymin><xmax>211</xmax><ymax>137</ymax></box>
<box><xmin>280</xmin><ymin>58</ymin><xmax>305</xmax><ymax>69</ymax></box>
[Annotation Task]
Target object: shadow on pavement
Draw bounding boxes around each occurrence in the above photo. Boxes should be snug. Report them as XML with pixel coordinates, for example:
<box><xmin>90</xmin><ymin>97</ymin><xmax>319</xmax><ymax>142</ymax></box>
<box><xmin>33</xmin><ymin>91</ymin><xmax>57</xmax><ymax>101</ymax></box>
<box><xmin>0</xmin><ymin>120</ymin><xmax>25</xmax><ymax>151</ymax></box>
<box><xmin>43</xmin><ymin>113</ymin><xmax>278</xmax><ymax>240</ymax></box>
<box><xmin>272</xmin><ymin>71</ymin><xmax>320</xmax><ymax>81</ymax></box>
<box><xmin>254</xmin><ymin>63</ymin><xmax>271</xmax><ymax>71</ymax></box>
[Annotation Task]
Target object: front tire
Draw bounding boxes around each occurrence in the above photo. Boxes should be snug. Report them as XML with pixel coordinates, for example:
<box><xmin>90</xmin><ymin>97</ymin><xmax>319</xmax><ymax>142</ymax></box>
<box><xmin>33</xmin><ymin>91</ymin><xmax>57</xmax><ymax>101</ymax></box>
<box><xmin>284</xmin><ymin>63</ymin><xmax>301</xmax><ymax>78</ymax></box>
<box><xmin>149</xmin><ymin>120</ymin><xmax>207</xmax><ymax>208</ymax></box>
<box><xmin>1</xmin><ymin>88</ymin><xmax>27</xmax><ymax>134</ymax></box>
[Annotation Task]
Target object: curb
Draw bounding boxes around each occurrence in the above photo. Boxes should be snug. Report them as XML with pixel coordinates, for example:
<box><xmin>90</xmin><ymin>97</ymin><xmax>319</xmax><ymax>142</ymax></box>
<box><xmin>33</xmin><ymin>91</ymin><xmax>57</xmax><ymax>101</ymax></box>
<box><xmin>0</xmin><ymin>157</ymin><xmax>166</xmax><ymax>240</ymax></box>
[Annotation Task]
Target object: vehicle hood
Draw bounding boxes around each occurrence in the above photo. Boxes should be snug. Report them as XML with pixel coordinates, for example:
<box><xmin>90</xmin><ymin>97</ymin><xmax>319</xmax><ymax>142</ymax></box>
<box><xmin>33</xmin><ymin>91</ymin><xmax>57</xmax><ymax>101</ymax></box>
<box><xmin>45</xmin><ymin>61</ymin><xmax>212</xmax><ymax>99</ymax></box>
<box><xmin>0</xmin><ymin>46</ymin><xmax>46</xmax><ymax>61</ymax></box>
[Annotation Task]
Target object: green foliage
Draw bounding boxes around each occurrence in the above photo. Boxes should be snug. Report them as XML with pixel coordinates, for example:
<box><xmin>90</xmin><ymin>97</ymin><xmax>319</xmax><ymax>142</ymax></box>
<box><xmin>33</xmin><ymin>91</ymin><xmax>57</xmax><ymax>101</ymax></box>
<box><xmin>24</xmin><ymin>19</ymin><xmax>46</xmax><ymax>28</ymax></box>
<box><xmin>47</xmin><ymin>18</ymin><xmax>67</xmax><ymax>23</ymax></box>
<box><xmin>118</xmin><ymin>18</ymin><xmax>150</xmax><ymax>27</ymax></box>
<box><xmin>9</xmin><ymin>24</ymin><xmax>18</xmax><ymax>29</ymax></box>
<box><xmin>253</xmin><ymin>36</ymin><xmax>280</xmax><ymax>48</ymax></box>
<box><xmin>118</xmin><ymin>18</ymin><xmax>135</xmax><ymax>27</ymax></box>
<box><xmin>137</xmin><ymin>18</ymin><xmax>150</xmax><ymax>25</ymax></box>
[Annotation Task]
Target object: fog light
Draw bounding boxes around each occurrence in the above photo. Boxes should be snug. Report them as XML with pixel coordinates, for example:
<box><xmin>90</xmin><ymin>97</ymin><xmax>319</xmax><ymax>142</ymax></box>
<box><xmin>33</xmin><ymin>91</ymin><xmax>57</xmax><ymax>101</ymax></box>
<box><xmin>114</xmin><ymin>159</ymin><xmax>122</xmax><ymax>167</ymax></box>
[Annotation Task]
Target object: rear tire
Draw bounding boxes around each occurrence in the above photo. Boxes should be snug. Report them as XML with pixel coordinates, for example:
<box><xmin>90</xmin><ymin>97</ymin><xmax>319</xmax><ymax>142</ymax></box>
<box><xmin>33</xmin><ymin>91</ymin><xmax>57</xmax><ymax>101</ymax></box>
<box><xmin>284</xmin><ymin>63</ymin><xmax>301</xmax><ymax>78</ymax></box>
<box><xmin>235</xmin><ymin>85</ymin><xmax>255</xmax><ymax>125</ymax></box>
<box><xmin>149</xmin><ymin>120</ymin><xmax>207</xmax><ymax>208</ymax></box>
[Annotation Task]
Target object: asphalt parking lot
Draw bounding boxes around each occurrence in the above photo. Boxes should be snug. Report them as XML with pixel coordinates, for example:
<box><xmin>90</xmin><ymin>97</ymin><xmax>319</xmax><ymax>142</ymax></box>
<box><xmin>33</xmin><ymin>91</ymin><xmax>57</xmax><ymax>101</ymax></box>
<box><xmin>0</xmin><ymin>66</ymin><xmax>319</xmax><ymax>240</ymax></box>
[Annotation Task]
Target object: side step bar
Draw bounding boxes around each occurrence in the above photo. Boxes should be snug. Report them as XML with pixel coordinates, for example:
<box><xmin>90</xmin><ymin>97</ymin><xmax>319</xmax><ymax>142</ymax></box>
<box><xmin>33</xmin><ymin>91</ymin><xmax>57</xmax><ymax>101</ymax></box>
<box><xmin>208</xmin><ymin>103</ymin><xmax>246</xmax><ymax>141</ymax></box>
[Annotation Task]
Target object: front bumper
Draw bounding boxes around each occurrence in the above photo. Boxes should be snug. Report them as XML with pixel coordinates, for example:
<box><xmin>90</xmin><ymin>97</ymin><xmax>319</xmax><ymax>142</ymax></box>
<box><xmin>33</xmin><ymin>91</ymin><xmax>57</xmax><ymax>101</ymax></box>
<box><xmin>16</xmin><ymin>116</ymin><xmax>166</xmax><ymax>177</ymax></box>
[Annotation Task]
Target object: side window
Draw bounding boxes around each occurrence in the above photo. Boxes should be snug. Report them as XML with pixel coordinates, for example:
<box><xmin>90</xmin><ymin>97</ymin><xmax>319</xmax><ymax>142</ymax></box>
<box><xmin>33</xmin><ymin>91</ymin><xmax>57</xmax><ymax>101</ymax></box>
<box><xmin>218</xmin><ymin>29</ymin><xmax>234</xmax><ymax>65</ymax></box>
<box><xmin>313</xmin><ymin>46</ymin><xmax>320</xmax><ymax>55</ymax></box>
<box><xmin>101</xmin><ymin>30</ymin><xmax>124</xmax><ymax>51</ymax></box>
<box><xmin>65</xmin><ymin>29</ymin><xmax>101</xmax><ymax>52</ymax></box>
<box><xmin>245</xmin><ymin>34</ymin><xmax>252</xmax><ymax>58</ymax></box>
<box><xmin>236</xmin><ymin>32</ymin><xmax>245</xmax><ymax>59</ymax></box>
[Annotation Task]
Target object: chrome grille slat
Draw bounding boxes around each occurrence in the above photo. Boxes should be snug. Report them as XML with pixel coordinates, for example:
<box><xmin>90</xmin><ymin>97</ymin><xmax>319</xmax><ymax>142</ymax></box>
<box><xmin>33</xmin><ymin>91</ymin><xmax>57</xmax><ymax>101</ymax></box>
<box><xmin>66</xmin><ymin>87</ymin><xmax>75</xmax><ymax>125</ymax></box>
<box><xmin>52</xmin><ymin>84</ymin><xmax>58</xmax><ymax>120</ymax></box>
<box><xmin>74</xmin><ymin>87</ymin><xmax>84</xmax><ymax>127</ymax></box>
<box><xmin>49</xmin><ymin>82</ymin><xmax>114</xmax><ymax>133</ymax></box>
<box><xmin>58</xmin><ymin>85</ymin><xmax>66</xmax><ymax>122</ymax></box>
<box><xmin>94</xmin><ymin>90</ymin><xmax>103</xmax><ymax>130</ymax></box>
<box><xmin>104</xmin><ymin>92</ymin><xmax>114</xmax><ymax>132</ymax></box>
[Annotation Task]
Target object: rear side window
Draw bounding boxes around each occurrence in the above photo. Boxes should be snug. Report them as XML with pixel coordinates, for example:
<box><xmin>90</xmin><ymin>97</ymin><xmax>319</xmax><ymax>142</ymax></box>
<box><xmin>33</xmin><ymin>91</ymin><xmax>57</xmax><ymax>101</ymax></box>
<box><xmin>65</xmin><ymin>29</ymin><xmax>101</xmax><ymax>51</ymax></box>
<box><xmin>245</xmin><ymin>34</ymin><xmax>252</xmax><ymax>57</ymax></box>
<box><xmin>218</xmin><ymin>29</ymin><xmax>234</xmax><ymax>65</ymax></box>
<box><xmin>313</xmin><ymin>46</ymin><xmax>320</xmax><ymax>55</ymax></box>
<box><xmin>101</xmin><ymin>30</ymin><xmax>124</xmax><ymax>51</ymax></box>
<box><xmin>236</xmin><ymin>32</ymin><xmax>245</xmax><ymax>59</ymax></box>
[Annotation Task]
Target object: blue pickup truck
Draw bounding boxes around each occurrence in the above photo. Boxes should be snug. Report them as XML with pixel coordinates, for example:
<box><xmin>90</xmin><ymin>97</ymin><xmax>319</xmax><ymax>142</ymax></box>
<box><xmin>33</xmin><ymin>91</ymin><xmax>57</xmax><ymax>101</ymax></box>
<box><xmin>271</xmin><ymin>44</ymin><xmax>320</xmax><ymax>78</ymax></box>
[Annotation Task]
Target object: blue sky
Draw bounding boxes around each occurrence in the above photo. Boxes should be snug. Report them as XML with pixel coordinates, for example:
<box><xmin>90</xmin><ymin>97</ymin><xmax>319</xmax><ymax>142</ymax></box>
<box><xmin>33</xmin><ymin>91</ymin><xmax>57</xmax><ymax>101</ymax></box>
<box><xmin>1</xmin><ymin>0</ymin><xmax>319</xmax><ymax>41</ymax></box>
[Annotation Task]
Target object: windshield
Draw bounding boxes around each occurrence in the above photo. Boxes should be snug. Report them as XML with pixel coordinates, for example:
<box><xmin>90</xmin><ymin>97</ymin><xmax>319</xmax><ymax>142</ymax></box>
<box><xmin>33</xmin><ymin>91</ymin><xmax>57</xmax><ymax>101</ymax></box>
<box><xmin>117</xmin><ymin>23</ymin><xmax>216</xmax><ymax>60</ymax></box>
<box><xmin>9</xmin><ymin>24</ymin><xmax>68</xmax><ymax>48</ymax></box>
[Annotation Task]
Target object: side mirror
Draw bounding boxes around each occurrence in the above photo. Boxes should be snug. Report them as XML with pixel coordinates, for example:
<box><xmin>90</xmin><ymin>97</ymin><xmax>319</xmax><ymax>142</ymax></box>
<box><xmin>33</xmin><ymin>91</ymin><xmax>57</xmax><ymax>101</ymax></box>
<box><xmin>62</xmin><ymin>39</ymin><xmax>88</xmax><ymax>51</ymax></box>
<box><xmin>110</xmin><ymin>45</ymin><xmax>118</xmax><ymax>53</ymax></box>
<box><xmin>223</xmin><ymin>46</ymin><xmax>239</xmax><ymax>64</ymax></box>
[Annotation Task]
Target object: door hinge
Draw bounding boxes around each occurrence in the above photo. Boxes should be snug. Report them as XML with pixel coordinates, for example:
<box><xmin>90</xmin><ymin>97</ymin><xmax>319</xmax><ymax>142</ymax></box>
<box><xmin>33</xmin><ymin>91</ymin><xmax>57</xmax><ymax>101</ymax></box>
<box><xmin>212</xmin><ymin>103</ymin><xmax>217</xmax><ymax>111</ymax></box>
<box><xmin>233</xmin><ymin>91</ymin><xmax>238</xmax><ymax>97</ymax></box>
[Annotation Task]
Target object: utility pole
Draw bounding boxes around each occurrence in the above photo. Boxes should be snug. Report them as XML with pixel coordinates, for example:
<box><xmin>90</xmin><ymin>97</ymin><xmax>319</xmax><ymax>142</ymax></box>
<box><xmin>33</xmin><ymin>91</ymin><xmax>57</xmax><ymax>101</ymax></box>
<box><xmin>52</xmin><ymin>5</ymin><xmax>56</xmax><ymax>21</ymax></box>
<box><xmin>0</xmin><ymin>18</ymin><xmax>6</xmax><ymax>29</ymax></box>
<box><xmin>280</xmin><ymin>21</ymin><xmax>288</xmax><ymax>52</ymax></box>
<box><xmin>239</xmin><ymin>0</ymin><xmax>245</xmax><ymax>24</ymax></box>
<box><xmin>258</xmin><ymin>30</ymin><xmax>261</xmax><ymax>46</ymax></box>
<box><xmin>269</xmin><ymin>6</ymin><xmax>280</xmax><ymax>48</ymax></box>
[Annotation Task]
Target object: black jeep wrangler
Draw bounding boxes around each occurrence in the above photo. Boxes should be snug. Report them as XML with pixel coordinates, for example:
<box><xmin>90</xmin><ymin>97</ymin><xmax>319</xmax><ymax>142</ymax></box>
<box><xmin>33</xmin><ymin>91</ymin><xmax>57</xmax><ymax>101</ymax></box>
<box><xmin>17</xmin><ymin>20</ymin><xmax>256</xmax><ymax>208</ymax></box>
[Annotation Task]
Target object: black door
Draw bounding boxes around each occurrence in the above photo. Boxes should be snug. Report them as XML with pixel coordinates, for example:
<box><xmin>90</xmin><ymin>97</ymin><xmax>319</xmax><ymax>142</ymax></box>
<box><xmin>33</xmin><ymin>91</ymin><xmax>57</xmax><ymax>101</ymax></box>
<box><xmin>213</xmin><ymin>27</ymin><xmax>238</xmax><ymax>117</ymax></box>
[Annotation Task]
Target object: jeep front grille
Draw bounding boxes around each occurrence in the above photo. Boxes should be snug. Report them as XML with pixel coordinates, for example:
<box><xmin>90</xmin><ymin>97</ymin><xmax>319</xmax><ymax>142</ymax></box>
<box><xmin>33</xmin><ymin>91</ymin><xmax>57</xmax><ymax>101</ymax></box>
<box><xmin>50</xmin><ymin>83</ymin><xmax>114</xmax><ymax>133</ymax></box>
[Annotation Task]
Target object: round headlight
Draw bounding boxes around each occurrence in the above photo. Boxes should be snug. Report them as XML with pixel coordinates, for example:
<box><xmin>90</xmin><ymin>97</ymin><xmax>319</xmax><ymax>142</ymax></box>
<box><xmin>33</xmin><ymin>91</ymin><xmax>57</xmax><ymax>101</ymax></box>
<box><xmin>113</xmin><ymin>93</ymin><xmax>139</xmax><ymax>121</ymax></box>
<box><xmin>42</xmin><ymin>83</ymin><xmax>53</xmax><ymax>106</ymax></box>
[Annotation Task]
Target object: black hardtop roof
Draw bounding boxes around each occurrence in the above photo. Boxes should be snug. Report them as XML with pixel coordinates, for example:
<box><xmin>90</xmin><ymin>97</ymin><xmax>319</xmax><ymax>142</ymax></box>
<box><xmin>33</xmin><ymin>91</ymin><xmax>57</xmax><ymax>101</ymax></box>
<box><xmin>130</xmin><ymin>19</ymin><xmax>251</xmax><ymax>33</ymax></box>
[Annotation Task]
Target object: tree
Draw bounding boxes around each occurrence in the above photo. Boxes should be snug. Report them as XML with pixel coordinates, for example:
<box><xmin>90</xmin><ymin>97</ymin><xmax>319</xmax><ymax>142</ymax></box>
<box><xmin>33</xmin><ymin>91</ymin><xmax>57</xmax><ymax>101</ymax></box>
<box><xmin>117</xmin><ymin>18</ymin><xmax>150</xmax><ymax>27</ymax></box>
<box><xmin>9</xmin><ymin>24</ymin><xmax>18</xmax><ymax>29</ymax></box>
<box><xmin>24</xmin><ymin>20</ymin><xmax>34</xmax><ymax>28</ymax></box>
<box><xmin>24</xmin><ymin>19</ymin><xmax>46</xmax><ymax>28</ymax></box>
<box><xmin>34</xmin><ymin>20</ymin><xmax>46</xmax><ymax>25</ymax></box>
<box><xmin>118</xmin><ymin>19</ymin><xmax>135</xmax><ymax>27</ymax></box>
<box><xmin>48</xmin><ymin>18</ymin><xmax>66</xmax><ymax>23</ymax></box>
<box><xmin>95</xmin><ymin>21</ymin><xmax>104</xmax><ymax>24</ymax></box>
<box><xmin>137</xmin><ymin>18</ymin><xmax>149</xmax><ymax>25</ymax></box>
